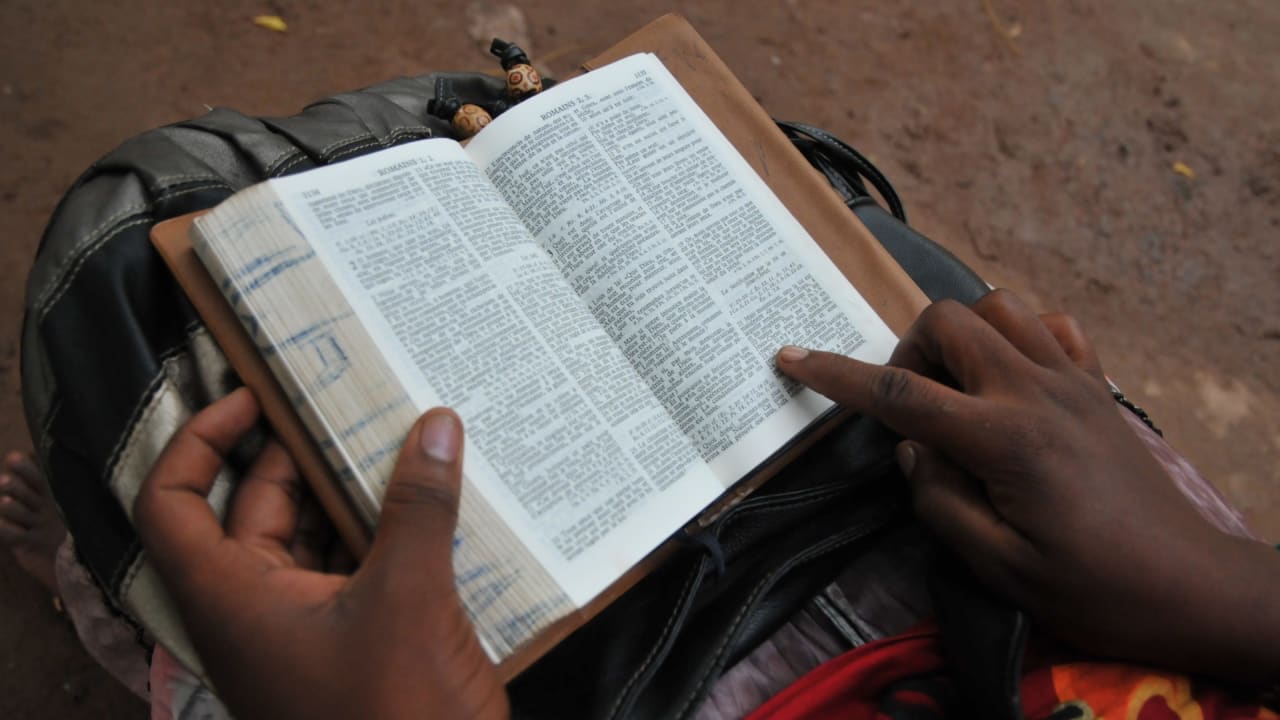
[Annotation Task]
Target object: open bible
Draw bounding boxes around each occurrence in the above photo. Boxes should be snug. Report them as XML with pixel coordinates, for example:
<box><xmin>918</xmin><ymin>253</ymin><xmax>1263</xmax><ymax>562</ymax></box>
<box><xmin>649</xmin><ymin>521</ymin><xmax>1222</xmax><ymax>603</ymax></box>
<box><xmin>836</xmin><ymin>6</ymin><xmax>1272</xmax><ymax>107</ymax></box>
<box><xmin>190</xmin><ymin>52</ymin><xmax>899</xmax><ymax>669</ymax></box>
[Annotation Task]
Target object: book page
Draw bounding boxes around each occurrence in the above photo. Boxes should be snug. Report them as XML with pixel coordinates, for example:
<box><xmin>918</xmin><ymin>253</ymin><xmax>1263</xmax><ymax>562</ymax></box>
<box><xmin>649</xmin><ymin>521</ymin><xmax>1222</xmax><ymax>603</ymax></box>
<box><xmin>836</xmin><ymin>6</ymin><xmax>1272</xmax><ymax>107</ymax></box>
<box><xmin>260</xmin><ymin>140</ymin><xmax>722</xmax><ymax>606</ymax></box>
<box><xmin>194</xmin><ymin>175</ymin><xmax>580</xmax><ymax>660</ymax></box>
<box><xmin>467</xmin><ymin>54</ymin><xmax>899</xmax><ymax>485</ymax></box>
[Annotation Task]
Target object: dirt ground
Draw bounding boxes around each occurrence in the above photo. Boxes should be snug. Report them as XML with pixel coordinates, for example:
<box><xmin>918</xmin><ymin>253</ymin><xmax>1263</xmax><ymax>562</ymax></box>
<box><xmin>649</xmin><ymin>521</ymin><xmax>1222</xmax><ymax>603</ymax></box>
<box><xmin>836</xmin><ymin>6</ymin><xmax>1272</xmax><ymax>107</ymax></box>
<box><xmin>1</xmin><ymin>0</ymin><xmax>1276</xmax><ymax>716</ymax></box>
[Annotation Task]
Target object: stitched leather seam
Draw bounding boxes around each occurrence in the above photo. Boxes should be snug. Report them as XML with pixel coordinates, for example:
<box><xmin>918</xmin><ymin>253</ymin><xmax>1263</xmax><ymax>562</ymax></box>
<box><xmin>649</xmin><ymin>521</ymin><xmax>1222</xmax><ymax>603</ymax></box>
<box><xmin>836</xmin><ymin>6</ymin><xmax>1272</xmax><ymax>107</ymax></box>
<box><xmin>102</xmin><ymin>363</ymin><xmax>173</xmax><ymax>491</ymax></box>
<box><xmin>114</xmin><ymin>543</ymin><xmax>146</xmax><ymax>596</ymax></box>
<box><xmin>37</xmin><ymin>215</ymin><xmax>152</xmax><ymax>324</ymax></box>
<box><xmin>36</xmin><ymin>398</ymin><xmax>60</xmax><ymax>484</ymax></box>
<box><xmin>34</xmin><ymin>205</ymin><xmax>150</xmax><ymax>316</ymax></box>
<box><xmin>156</xmin><ymin>181</ymin><xmax>233</xmax><ymax>200</ymax></box>
<box><xmin>722</xmin><ymin>484</ymin><xmax>853</xmax><ymax>524</ymax></box>
<box><xmin>720</xmin><ymin>497</ymin><xmax>849</xmax><ymax>541</ymax></box>
<box><xmin>386</xmin><ymin>125</ymin><xmax>433</xmax><ymax>139</ymax></box>
<box><xmin>720</xmin><ymin>485</ymin><xmax>895</xmax><ymax>559</ymax></box>
<box><xmin>271</xmin><ymin>152</ymin><xmax>309</xmax><ymax>177</ymax></box>
<box><xmin>264</xmin><ymin>147</ymin><xmax>303</xmax><ymax>175</ymax></box>
<box><xmin>275</xmin><ymin>125</ymin><xmax>433</xmax><ymax>172</ymax></box>
<box><xmin>61</xmin><ymin>538</ymin><xmax>144</xmax><ymax>638</ymax></box>
<box><xmin>316</xmin><ymin>133</ymin><xmax>374</xmax><ymax>157</ymax></box>
<box><xmin>37</xmin><ymin>177</ymin><xmax>237</xmax><ymax>323</ymax></box>
<box><xmin>725</xmin><ymin>458</ymin><xmax>898</xmax><ymax>524</ymax></box>
<box><xmin>736</xmin><ymin>485</ymin><xmax>848</xmax><ymax>512</ymax></box>
<box><xmin>326</xmin><ymin>137</ymin><xmax>382</xmax><ymax>162</ymax></box>
<box><xmin>729</xmin><ymin>483</ymin><xmax>850</xmax><ymax>513</ymax></box>
<box><xmin>103</xmin><ymin>344</ymin><xmax>203</xmax><ymax>595</ymax></box>
<box><xmin>147</xmin><ymin>173</ymin><xmax>231</xmax><ymax>187</ymax></box>
<box><xmin>38</xmin><ymin>122</ymin><xmax>434</xmax><ymax>324</ymax></box>
<box><xmin>107</xmin><ymin>377</ymin><xmax>184</xmax><ymax>515</ymax></box>
<box><xmin>102</xmin><ymin>321</ymin><xmax>210</xmax><ymax>493</ymax></box>
<box><xmin>606</xmin><ymin>560</ymin><xmax>705</xmax><ymax>720</ymax></box>
<box><xmin>321</xmin><ymin>127</ymin><xmax>433</xmax><ymax>163</ymax></box>
<box><xmin>732</xmin><ymin>471</ymin><xmax>893</xmax><ymax>519</ymax></box>
<box><xmin>674</xmin><ymin>527</ymin><xmax>874</xmax><ymax>719</ymax></box>
<box><xmin>674</xmin><ymin>535</ymin><xmax>852</xmax><ymax>718</ymax></box>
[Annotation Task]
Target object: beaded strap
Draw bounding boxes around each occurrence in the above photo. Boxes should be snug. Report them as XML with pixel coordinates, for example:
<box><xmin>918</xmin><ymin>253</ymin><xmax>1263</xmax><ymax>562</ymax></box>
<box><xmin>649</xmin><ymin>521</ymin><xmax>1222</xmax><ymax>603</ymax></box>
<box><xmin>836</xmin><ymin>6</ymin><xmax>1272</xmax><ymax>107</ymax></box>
<box><xmin>1111</xmin><ymin>388</ymin><xmax>1162</xmax><ymax>437</ymax></box>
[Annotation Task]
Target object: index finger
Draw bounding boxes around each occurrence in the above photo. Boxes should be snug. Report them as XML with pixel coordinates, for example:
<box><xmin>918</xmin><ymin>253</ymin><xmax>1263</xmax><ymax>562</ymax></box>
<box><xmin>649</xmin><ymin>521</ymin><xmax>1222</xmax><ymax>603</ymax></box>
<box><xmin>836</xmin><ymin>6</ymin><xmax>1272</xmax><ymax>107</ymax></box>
<box><xmin>776</xmin><ymin>347</ymin><xmax>999</xmax><ymax>466</ymax></box>
<box><xmin>134</xmin><ymin>388</ymin><xmax>261</xmax><ymax>577</ymax></box>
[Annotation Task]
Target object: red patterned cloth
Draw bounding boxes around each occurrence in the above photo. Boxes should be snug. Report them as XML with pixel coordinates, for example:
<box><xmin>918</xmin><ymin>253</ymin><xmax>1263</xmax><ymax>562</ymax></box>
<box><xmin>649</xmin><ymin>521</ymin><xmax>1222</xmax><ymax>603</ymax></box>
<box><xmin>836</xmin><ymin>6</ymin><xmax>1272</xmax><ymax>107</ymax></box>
<box><xmin>748</xmin><ymin>623</ymin><xmax>1276</xmax><ymax>720</ymax></box>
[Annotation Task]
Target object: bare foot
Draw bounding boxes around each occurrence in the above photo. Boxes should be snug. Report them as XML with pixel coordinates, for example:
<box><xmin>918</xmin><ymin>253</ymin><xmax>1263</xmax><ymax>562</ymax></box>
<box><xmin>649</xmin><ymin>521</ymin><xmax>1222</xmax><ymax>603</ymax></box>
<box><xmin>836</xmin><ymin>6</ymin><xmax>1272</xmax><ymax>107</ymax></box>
<box><xmin>0</xmin><ymin>452</ymin><xmax>66</xmax><ymax>594</ymax></box>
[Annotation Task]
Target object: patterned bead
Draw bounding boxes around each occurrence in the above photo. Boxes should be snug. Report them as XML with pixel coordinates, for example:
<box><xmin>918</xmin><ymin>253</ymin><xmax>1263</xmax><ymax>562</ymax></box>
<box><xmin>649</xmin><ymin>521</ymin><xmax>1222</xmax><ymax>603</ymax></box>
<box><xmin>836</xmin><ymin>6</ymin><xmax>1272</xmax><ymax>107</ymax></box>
<box><xmin>451</xmin><ymin>104</ymin><xmax>492</xmax><ymax>137</ymax></box>
<box><xmin>506</xmin><ymin>63</ymin><xmax>543</xmax><ymax>100</ymax></box>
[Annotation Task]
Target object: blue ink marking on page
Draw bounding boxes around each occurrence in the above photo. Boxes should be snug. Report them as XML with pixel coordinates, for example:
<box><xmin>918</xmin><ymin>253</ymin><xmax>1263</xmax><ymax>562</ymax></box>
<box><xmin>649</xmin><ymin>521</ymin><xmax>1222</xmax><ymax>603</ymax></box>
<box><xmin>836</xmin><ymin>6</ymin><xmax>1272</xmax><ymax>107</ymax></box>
<box><xmin>353</xmin><ymin>441</ymin><xmax>398</xmax><ymax>473</ymax></box>
<box><xmin>305</xmin><ymin>331</ymin><xmax>352</xmax><ymax>393</ymax></box>
<box><xmin>272</xmin><ymin>200</ymin><xmax>308</xmax><ymax>241</ymax></box>
<box><xmin>277</xmin><ymin>313</ymin><xmax>352</xmax><ymax>349</ymax></box>
<box><xmin>218</xmin><ymin>214</ymin><xmax>269</xmax><ymax>244</ymax></box>
<box><xmin>226</xmin><ymin>248</ymin><xmax>291</xmax><ymax>290</ymax></box>
<box><xmin>260</xmin><ymin>313</ymin><xmax>354</xmax><ymax>357</ymax></box>
<box><xmin>456</xmin><ymin>564</ymin><xmax>491</xmax><ymax>586</ymax></box>
<box><xmin>238</xmin><ymin>312</ymin><xmax>262</xmax><ymax>342</ymax></box>
<box><xmin>225</xmin><ymin>286</ymin><xmax>245</xmax><ymax>310</ymax></box>
<box><xmin>466</xmin><ymin>570</ymin><xmax>522</xmax><ymax>615</ymax></box>
<box><xmin>240</xmin><ymin>249</ymin><xmax>317</xmax><ymax>294</ymax></box>
<box><xmin>334</xmin><ymin>396</ymin><xmax>412</xmax><ymax>441</ymax></box>
<box><xmin>492</xmin><ymin>601</ymin><xmax>558</xmax><ymax>648</ymax></box>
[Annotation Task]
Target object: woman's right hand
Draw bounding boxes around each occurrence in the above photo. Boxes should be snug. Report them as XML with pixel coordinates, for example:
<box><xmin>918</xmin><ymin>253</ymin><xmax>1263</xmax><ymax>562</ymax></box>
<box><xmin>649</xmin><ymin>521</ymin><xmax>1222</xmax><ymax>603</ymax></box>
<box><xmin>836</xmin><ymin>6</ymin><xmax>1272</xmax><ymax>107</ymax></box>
<box><xmin>777</xmin><ymin>289</ymin><xmax>1280</xmax><ymax>683</ymax></box>
<box><xmin>134</xmin><ymin>392</ymin><xmax>508</xmax><ymax>720</ymax></box>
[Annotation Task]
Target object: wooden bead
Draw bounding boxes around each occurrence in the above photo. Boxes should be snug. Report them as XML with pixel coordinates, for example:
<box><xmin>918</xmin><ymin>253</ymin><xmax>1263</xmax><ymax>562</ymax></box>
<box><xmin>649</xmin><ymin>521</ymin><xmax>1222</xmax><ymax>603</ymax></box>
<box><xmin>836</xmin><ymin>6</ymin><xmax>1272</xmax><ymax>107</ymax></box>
<box><xmin>505</xmin><ymin>63</ymin><xmax>543</xmax><ymax>100</ymax></box>
<box><xmin>451</xmin><ymin>104</ymin><xmax>492</xmax><ymax>137</ymax></box>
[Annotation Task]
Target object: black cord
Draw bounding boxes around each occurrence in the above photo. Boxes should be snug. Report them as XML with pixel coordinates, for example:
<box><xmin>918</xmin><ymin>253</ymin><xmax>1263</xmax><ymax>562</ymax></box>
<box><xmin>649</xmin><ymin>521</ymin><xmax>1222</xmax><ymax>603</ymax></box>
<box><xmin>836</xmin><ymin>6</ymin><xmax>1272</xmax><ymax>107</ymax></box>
<box><xmin>776</xmin><ymin>120</ymin><xmax>908</xmax><ymax>223</ymax></box>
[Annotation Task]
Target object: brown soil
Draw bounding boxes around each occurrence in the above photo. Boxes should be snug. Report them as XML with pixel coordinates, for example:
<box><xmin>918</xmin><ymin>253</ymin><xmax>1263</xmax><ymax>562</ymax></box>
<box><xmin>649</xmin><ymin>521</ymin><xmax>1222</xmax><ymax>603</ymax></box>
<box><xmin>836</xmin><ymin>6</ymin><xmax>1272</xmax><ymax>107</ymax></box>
<box><xmin>1</xmin><ymin>1</ymin><xmax>1276</xmax><ymax>716</ymax></box>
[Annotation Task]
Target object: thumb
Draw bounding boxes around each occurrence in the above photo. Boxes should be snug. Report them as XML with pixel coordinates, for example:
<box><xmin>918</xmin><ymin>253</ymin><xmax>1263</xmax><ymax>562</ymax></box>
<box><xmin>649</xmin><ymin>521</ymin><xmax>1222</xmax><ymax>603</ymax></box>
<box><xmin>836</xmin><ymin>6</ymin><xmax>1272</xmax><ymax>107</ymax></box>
<box><xmin>365</xmin><ymin>408</ymin><xmax>465</xmax><ymax>593</ymax></box>
<box><xmin>898</xmin><ymin>441</ymin><xmax>1028</xmax><ymax>591</ymax></box>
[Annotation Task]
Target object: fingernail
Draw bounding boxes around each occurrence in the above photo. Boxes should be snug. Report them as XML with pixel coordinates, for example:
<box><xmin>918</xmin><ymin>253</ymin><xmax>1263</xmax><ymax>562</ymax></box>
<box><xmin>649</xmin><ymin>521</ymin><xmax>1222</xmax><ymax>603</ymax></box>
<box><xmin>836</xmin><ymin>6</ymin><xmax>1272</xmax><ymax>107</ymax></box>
<box><xmin>777</xmin><ymin>345</ymin><xmax>810</xmax><ymax>363</ymax></box>
<box><xmin>419</xmin><ymin>412</ymin><xmax>459</xmax><ymax>463</ymax></box>
<box><xmin>896</xmin><ymin>442</ymin><xmax>917</xmax><ymax>478</ymax></box>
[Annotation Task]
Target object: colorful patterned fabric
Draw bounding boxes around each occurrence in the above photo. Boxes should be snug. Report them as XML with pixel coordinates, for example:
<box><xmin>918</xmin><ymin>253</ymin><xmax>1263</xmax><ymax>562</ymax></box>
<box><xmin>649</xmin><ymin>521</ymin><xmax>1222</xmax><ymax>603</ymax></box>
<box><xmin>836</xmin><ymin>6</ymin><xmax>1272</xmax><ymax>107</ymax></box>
<box><xmin>1022</xmin><ymin>663</ymin><xmax>1278</xmax><ymax>720</ymax></box>
<box><xmin>748</xmin><ymin>624</ymin><xmax>1276</xmax><ymax>720</ymax></box>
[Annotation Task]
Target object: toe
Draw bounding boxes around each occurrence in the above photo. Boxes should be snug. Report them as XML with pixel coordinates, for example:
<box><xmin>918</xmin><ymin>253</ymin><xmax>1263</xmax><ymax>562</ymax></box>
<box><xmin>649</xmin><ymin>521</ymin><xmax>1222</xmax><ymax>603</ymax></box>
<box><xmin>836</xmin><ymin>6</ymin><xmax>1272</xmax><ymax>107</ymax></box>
<box><xmin>0</xmin><ymin>516</ymin><xmax>25</xmax><ymax>541</ymax></box>
<box><xmin>0</xmin><ymin>473</ymin><xmax>41</xmax><ymax>511</ymax></box>
<box><xmin>5</xmin><ymin>453</ymin><xmax>44</xmax><ymax>492</ymax></box>
<box><xmin>0</xmin><ymin>495</ymin><xmax>36</xmax><ymax>529</ymax></box>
